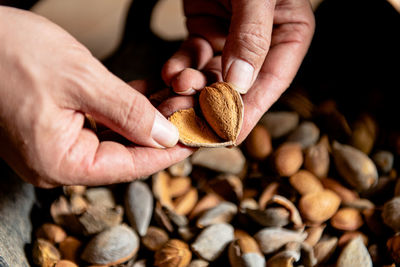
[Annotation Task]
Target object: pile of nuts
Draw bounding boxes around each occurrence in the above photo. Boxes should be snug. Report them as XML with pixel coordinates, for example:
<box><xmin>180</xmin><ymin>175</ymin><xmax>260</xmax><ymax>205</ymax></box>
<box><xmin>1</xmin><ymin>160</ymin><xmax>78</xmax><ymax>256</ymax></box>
<box><xmin>30</xmin><ymin>84</ymin><xmax>400</xmax><ymax>267</ymax></box>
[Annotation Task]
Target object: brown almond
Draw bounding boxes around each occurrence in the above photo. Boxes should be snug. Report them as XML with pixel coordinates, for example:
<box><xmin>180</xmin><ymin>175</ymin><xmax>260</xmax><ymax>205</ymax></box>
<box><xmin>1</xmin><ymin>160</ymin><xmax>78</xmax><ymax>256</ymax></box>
<box><xmin>173</xmin><ymin>187</ymin><xmax>198</xmax><ymax>215</ymax></box>
<box><xmin>274</xmin><ymin>142</ymin><xmax>303</xmax><ymax>177</ymax></box>
<box><xmin>228</xmin><ymin>230</ymin><xmax>265</xmax><ymax>267</ymax></box>
<box><xmin>199</xmin><ymin>82</ymin><xmax>243</xmax><ymax>143</ymax></box>
<box><xmin>142</xmin><ymin>226</ymin><xmax>169</xmax><ymax>251</ymax></box>
<box><xmin>299</xmin><ymin>189</ymin><xmax>341</xmax><ymax>223</ymax></box>
<box><xmin>59</xmin><ymin>236</ymin><xmax>82</xmax><ymax>263</ymax></box>
<box><xmin>36</xmin><ymin>223</ymin><xmax>67</xmax><ymax>244</ymax></box>
<box><xmin>153</xmin><ymin>171</ymin><xmax>174</xmax><ymax>209</ymax></box>
<box><xmin>168</xmin><ymin>176</ymin><xmax>192</xmax><ymax>198</ymax></box>
<box><xmin>189</xmin><ymin>193</ymin><xmax>222</xmax><ymax>220</ymax></box>
<box><xmin>54</xmin><ymin>260</ymin><xmax>78</xmax><ymax>267</ymax></box>
<box><xmin>154</xmin><ymin>239</ymin><xmax>192</xmax><ymax>267</ymax></box>
<box><xmin>289</xmin><ymin>170</ymin><xmax>324</xmax><ymax>195</ymax></box>
<box><xmin>331</xmin><ymin>208</ymin><xmax>363</xmax><ymax>231</ymax></box>
<box><xmin>234</xmin><ymin>229</ymin><xmax>263</xmax><ymax>254</ymax></box>
<box><xmin>338</xmin><ymin>231</ymin><xmax>368</xmax><ymax>248</ymax></box>
<box><xmin>245</xmin><ymin>125</ymin><xmax>272</xmax><ymax>160</ymax></box>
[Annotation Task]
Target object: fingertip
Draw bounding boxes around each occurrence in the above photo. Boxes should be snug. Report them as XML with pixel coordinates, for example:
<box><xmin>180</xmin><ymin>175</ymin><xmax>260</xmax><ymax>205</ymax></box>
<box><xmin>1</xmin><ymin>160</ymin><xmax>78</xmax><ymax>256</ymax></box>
<box><xmin>171</xmin><ymin>68</ymin><xmax>207</xmax><ymax>95</ymax></box>
<box><xmin>225</xmin><ymin>59</ymin><xmax>254</xmax><ymax>94</ymax></box>
<box><xmin>151</xmin><ymin>111</ymin><xmax>180</xmax><ymax>148</ymax></box>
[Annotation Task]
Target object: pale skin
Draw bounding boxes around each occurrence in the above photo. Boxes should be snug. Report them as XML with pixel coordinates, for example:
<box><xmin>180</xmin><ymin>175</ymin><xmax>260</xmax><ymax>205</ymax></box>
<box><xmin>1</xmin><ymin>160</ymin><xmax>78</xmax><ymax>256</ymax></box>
<box><xmin>0</xmin><ymin>0</ymin><xmax>314</xmax><ymax>188</ymax></box>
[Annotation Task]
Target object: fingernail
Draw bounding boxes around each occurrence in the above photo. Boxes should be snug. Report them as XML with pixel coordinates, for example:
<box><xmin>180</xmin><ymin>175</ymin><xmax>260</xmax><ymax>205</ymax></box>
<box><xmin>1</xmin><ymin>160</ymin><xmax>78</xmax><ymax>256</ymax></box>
<box><xmin>151</xmin><ymin>112</ymin><xmax>179</xmax><ymax>148</ymax></box>
<box><xmin>225</xmin><ymin>59</ymin><xmax>254</xmax><ymax>94</ymax></box>
<box><xmin>180</xmin><ymin>88</ymin><xmax>196</xmax><ymax>95</ymax></box>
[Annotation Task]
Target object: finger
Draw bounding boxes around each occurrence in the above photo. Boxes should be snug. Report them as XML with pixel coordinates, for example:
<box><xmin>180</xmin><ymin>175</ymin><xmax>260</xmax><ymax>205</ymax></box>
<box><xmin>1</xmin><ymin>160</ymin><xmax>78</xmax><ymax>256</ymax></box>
<box><xmin>127</xmin><ymin>79</ymin><xmax>150</xmax><ymax>95</ymax></box>
<box><xmin>237</xmin><ymin>4</ymin><xmax>314</xmax><ymax>143</ymax></box>
<box><xmin>162</xmin><ymin>37</ymin><xmax>214</xmax><ymax>86</ymax></box>
<box><xmin>223</xmin><ymin>0</ymin><xmax>276</xmax><ymax>93</ymax></box>
<box><xmin>75</xmin><ymin>61</ymin><xmax>179</xmax><ymax>148</ymax></box>
<box><xmin>186</xmin><ymin>17</ymin><xmax>228</xmax><ymax>52</ymax></box>
<box><xmin>59</xmin><ymin>128</ymin><xmax>193</xmax><ymax>185</ymax></box>
<box><xmin>202</xmin><ymin>55</ymin><xmax>223</xmax><ymax>84</ymax></box>
<box><xmin>171</xmin><ymin>68</ymin><xmax>207</xmax><ymax>95</ymax></box>
<box><xmin>158</xmin><ymin>95</ymin><xmax>196</xmax><ymax>117</ymax></box>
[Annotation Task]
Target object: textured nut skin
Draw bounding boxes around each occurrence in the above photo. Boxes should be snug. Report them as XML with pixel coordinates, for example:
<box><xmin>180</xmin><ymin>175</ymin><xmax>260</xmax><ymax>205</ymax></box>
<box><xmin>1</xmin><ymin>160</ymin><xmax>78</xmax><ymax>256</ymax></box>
<box><xmin>35</xmin><ymin>223</ymin><xmax>67</xmax><ymax>244</ymax></box>
<box><xmin>245</xmin><ymin>125</ymin><xmax>272</xmax><ymax>160</ymax></box>
<box><xmin>274</xmin><ymin>142</ymin><xmax>303</xmax><ymax>177</ymax></box>
<box><xmin>142</xmin><ymin>226</ymin><xmax>169</xmax><ymax>251</ymax></box>
<box><xmin>154</xmin><ymin>239</ymin><xmax>192</xmax><ymax>267</ymax></box>
<box><xmin>199</xmin><ymin>82</ymin><xmax>243</xmax><ymax>143</ymax></box>
<box><xmin>289</xmin><ymin>170</ymin><xmax>324</xmax><ymax>195</ymax></box>
<box><xmin>330</xmin><ymin>208</ymin><xmax>363</xmax><ymax>231</ymax></box>
<box><xmin>299</xmin><ymin>189</ymin><xmax>341</xmax><ymax>223</ymax></box>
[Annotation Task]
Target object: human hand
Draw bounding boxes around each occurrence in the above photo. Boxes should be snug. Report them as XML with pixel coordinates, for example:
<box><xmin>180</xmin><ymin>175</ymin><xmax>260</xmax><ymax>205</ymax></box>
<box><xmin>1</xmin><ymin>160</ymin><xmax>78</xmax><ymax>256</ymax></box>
<box><xmin>161</xmin><ymin>0</ymin><xmax>315</xmax><ymax>143</ymax></box>
<box><xmin>0</xmin><ymin>7</ymin><xmax>192</xmax><ymax>188</ymax></box>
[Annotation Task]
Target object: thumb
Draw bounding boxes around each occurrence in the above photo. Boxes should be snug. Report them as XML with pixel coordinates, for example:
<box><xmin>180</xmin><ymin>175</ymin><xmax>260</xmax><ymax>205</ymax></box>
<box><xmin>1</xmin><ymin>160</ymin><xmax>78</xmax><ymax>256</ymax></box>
<box><xmin>77</xmin><ymin>66</ymin><xmax>179</xmax><ymax>148</ymax></box>
<box><xmin>223</xmin><ymin>0</ymin><xmax>275</xmax><ymax>93</ymax></box>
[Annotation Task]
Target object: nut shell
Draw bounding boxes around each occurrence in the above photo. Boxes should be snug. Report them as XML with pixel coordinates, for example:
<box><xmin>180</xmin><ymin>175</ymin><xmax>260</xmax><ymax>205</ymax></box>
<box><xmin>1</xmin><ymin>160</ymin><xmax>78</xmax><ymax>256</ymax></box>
<box><xmin>154</xmin><ymin>239</ymin><xmax>192</xmax><ymax>267</ymax></box>
<box><xmin>199</xmin><ymin>82</ymin><xmax>243</xmax><ymax>143</ymax></box>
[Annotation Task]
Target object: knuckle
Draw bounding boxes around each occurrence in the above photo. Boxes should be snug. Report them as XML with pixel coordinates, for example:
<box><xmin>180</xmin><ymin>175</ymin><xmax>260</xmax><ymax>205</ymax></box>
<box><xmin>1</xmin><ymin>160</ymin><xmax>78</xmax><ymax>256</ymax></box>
<box><xmin>235</xmin><ymin>27</ymin><xmax>270</xmax><ymax>58</ymax></box>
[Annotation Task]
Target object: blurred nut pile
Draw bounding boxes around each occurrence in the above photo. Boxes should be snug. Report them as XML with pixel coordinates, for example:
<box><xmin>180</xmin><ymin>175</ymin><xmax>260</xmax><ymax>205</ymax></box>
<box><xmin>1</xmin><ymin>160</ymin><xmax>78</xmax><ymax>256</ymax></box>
<box><xmin>30</xmin><ymin>92</ymin><xmax>400</xmax><ymax>267</ymax></box>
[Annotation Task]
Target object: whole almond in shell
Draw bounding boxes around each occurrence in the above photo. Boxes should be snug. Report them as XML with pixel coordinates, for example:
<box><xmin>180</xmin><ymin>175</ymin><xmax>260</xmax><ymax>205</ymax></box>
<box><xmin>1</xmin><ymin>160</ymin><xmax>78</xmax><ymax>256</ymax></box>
<box><xmin>273</xmin><ymin>142</ymin><xmax>303</xmax><ymax>177</ymax></box>
<box><xmin>199</xmin><ymin>82</ymin><xmax>243</xmax><ymax>143</ymax></box>
<box><xmin>154</xmin><ymin>239</ymin><xmax>192</xmax><ymax>267</ymax></box>
<box><xmin>299</xmin><ymin>189</ymin><xmax>341</xmax><ymax>223</ymax></box>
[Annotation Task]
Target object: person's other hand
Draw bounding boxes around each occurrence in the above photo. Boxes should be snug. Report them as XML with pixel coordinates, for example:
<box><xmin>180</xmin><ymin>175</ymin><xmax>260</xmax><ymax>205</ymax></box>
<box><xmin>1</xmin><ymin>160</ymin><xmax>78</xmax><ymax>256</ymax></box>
<box><xmin>0</xmin><ymin>7</ymin><xmax>192</xmax><ymax>188</ymax></box>
<box><xmin>162</xmin><ymin>0</ymin><xmax>315</xmax><ymax>143</ymax></box>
